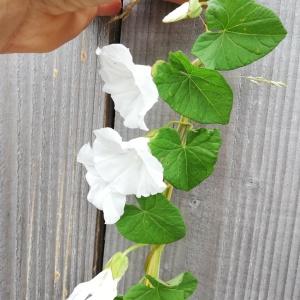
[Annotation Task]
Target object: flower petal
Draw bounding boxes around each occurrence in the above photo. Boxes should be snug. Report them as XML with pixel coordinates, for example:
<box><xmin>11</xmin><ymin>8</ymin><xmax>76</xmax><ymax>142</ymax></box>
<box><xmin>84</xmin><ymin>173</ymin><xmax>126</xmax><ymax>224</ymax></box>
<box><xmin>102</xmin><ymin>192</ymin><xmax>127</xmax><ymax>224</ymax></box>
<box><xmin>97</xmin><ymin>43</ymin><xmax>133</xmax><ymax>67</ymax></box>
<box><xmin>95</xmin><ymin>47</ymin><xmax>101</xmax><ymax>56</ymax></box>
<box><xmin>125</xmin><ymin>137</ymin><xmax>166</xmax><ymax>197</ymax></box>
<box><xmin>78</xmin><ymin>137</ymin><xmax>126</xmax><ymax>224</ymax></box>
<box><xmin>163</xmin><ymin>2</ymin><xmax>189</xmax><ymax>23</ymax></box>
<box><xmin>77</xmin><ymin>143</ymin><xmax>94</xmax><ymax>171</ymax></box>
<box><xmin>68</xmin><ymin>269</ymin><xmax>118</xmax><ymax>300</ymax></box>
<box><xmin>98</xmin><ymin>44</ymin><xmax>159</xmax><ymax>130</ymax></box>
<box><xmin>93</xmin><ymin>127</ymin><xmax>123</xmax><ymax>155</ymax></box>
<box><xmin>163</xmin><ymin>0</ymin><xmax>202</xmax><ymax>23</ymax></box>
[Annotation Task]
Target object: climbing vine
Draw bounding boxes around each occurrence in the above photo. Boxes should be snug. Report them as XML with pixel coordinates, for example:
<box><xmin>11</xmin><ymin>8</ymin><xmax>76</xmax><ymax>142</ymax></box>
<box><xmin>68</xmin><ymin>0</ymin><xmax>287</xmax><ymax>299</ymax></box>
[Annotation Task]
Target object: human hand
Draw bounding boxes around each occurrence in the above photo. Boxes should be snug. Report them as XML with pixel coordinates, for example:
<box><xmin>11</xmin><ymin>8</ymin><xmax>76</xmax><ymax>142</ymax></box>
<box><xmin>0</xmin><ymin>0</ymin><xmax>122</xmax><ymax>53</ymax></box>
<box><xmin>0</xmin><ymin>0</ymin><xmax>185</xmax><ymax>53</ymax></box>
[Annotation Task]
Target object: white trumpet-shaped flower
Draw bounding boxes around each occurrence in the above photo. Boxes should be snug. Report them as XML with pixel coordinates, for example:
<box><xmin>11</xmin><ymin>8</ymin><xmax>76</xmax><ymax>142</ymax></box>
<box><xmin>68</xmin><ymin>269</ymin><xmax>118</xmax><ymax>300</ymax></box>
<box><xmin>78</xmin><ymin>128</ymin><xmax>166</xmax><ymax>224</ymax></box>
<box><xmin>163</xmin><ymin>0</ymin><xmax>202</xmax><ymax>23</ymax></box>
<box><xmin>96</xmin><ymin>44</ymin><xmax>159</xmax><ymax>131</ymax></box>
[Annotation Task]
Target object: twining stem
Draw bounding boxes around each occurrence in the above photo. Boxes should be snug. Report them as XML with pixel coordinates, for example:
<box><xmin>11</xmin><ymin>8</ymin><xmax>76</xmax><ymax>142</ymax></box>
<box><xmin>164</xmin><ymin>183</ymin><xmax>174</xmax><ymax>200</ymax></box>
<box><xmin>178</xmin><ymin>116</ymin><xmax>190</xmax><ymax>145</ymax></box>
<box><xmin>110</xmin><ymin>0</ymin><xmax>140</xmax><ymax>23</ymax></box>
<box><xmin>144</xmin><ymin>245</ymin><xmax>165</xmax><ymax>281</ymax></box>
<box><xmin>144</xmin><ymin>115</ymin><xmax>191</xmax><ymax>285</ymax></box>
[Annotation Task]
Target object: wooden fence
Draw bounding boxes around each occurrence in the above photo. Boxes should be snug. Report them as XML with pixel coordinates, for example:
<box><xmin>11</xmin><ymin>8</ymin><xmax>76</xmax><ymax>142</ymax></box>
<box><xmin>0</xmin><ymin>0</ymin><xmax>299</xmax><ymax>299</ymax></box>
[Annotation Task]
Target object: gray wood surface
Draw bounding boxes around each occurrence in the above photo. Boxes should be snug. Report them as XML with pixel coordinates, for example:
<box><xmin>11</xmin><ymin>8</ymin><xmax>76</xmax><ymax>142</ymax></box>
<box><xmin>104</xmin><ymin>1</ymin><xmax>300</xmax><ymax>300</ymax></box>
<box><xmin>0</xmin><ymin>19</ymin><xmax>109</xmax><ymax>299</ymax></box>
<box><xmin>1</xmin><ymin>1</ymin><xmax>300</xmax><ymax>300</ymax></box>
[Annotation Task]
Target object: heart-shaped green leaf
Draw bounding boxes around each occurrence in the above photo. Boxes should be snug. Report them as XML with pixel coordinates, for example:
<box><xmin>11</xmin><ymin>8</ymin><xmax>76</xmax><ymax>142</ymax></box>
<box><xmin>149</xmin><ymin>127</ymin><xmax>222</xmax><ymax>191</ymax></box>
<box><xmin>116</xmin><ymin>194</ymin><xmax>186</xmax><ymax>244</ymax></box>
<box><xmin>153</xmin><ymin>51</ymin><xmax>233</xmax><ymax>124</ymax></box>
<box><xmin>192</xmin><ymin>0</ymin><xmax>287</xmax><ymax>70</ymax></box>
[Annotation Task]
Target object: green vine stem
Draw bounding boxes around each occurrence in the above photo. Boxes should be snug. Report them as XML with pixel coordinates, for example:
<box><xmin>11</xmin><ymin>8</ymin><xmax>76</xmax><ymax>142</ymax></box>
<box><xmin>144</xmin><ymin>115</ymin><xmax>191</xmax><ymax>285</ymax></box>
<box><xmin>144</xmin><ymin>244</ymin><xmax>165</xmax><ymax>285</ymax></box>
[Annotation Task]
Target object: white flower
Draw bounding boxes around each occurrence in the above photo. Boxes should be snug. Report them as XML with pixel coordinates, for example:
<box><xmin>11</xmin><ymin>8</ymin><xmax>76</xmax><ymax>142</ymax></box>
<box><xmin>78</xmin><ymin>128</ymin><xmax>166</xmax><ymax>223</ymax></box>
<box><xmin>68</xmin><ymin>269</ymin><xmax>118</xmax><ymax>300</ymax></box>
<box><xmin>93</xmin><ymin>128</ymin><xmax>166</xmax><ymax>197</ymax></box>
<box><xmin>163</xmin><ymin>0</ymin><xmax>202</xmax><ymax>23</ymax></box>
<box><xmin>96</xmin><ymin>44</ymin><xmax>159</xmax><ymax>131</ymax></box>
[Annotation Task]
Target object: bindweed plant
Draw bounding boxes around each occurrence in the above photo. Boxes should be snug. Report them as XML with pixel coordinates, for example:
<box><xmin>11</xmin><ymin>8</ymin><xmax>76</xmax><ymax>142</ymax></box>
<box><xmin>68</xmin><ymin>0</ymin><xmax>287</xmax><ymax>299</ymax></box>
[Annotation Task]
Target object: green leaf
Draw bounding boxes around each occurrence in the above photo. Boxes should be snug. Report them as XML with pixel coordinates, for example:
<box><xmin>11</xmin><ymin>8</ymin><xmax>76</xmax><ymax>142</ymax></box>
<box><xmin>123</xmin><ymin>273</ymin><xmax>198</xmax><ymax>300</ymax></box>
<box><xmin>192</xmin><ymin>0</ymin><xmax>287</xmax><ymax>70</ymax></box>
<box><xmin>153</xmin><ymin>51</ymin><xmax>233</xmax><ymax>124</ymax></box>
<box><xmin>116</xmin><ymin>194</ymin><xmax>186</xmax><ymax>244</ymax></box>
<box><xmin>149</xmin><ymin>127</ymin><xmax>222</xmax><ymax>191</ymax></box>
<box><xmin>124</xmin><ymin>283</ymin><xmax>184</xmax><ymax>300</ymax></box>
<box><xmin>115</xmin><ymin>297</ymin><xmax>123</xmax><ymax>300</ymax></box>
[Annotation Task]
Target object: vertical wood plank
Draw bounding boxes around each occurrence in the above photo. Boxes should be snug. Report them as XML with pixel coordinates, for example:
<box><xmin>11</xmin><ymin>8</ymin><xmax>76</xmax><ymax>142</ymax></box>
<box><xmin>103</xmin><ymin>1</ymin><xmax>300</xmax><ymax>300</ymax></box>
<box><xmin>0</xmin><ymin>19</ymin><xmax>109</xmax><ymax>299</ymax></box>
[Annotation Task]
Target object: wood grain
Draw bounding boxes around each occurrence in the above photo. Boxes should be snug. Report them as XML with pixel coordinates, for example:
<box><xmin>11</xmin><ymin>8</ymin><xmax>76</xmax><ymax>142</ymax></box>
<box><xmin>1</xmin><ymin>1</ymin><xmax>300</xmax><ymax>299</ymax></box>
<box><xmin>0</xmin><ymin>19</ymin><xmax>109</xmax><ymax>299</ymax></box>
<box><xmin>103</xmin><ymin>1</ymin><xmax>300</xmax><ymax>300</ymax></box>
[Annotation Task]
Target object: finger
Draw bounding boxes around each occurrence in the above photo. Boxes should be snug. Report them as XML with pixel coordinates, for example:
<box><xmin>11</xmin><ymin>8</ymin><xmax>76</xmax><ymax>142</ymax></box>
<box><xmin>96</xmin><ymin>1</ymin><xmax>122</xmax><ymax>16</ymax></box>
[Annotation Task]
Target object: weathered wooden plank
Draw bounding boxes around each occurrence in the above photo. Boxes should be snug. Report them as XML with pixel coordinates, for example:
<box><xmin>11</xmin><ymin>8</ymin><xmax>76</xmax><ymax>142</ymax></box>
<box><xmin>104</xmin><ymin>1</ymin><xmax>300</xmax><ymax>299</ymax></box>
<box><xmin>0</xmin><ymin>18</ymin><xmax>109</xmax><ymax>299</ymax></box>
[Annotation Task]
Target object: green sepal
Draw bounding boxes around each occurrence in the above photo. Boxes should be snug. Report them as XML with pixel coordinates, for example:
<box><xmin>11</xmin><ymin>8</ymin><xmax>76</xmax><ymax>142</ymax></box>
<box><xmin>188</xmin><ymin>0</ymin><xmax>202</xmax><ymax>18</ymax></box>
<box><xmin>105</xmin><ymin>252</ymin><xmax>129</xmax><ymax>280</ymax></box>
